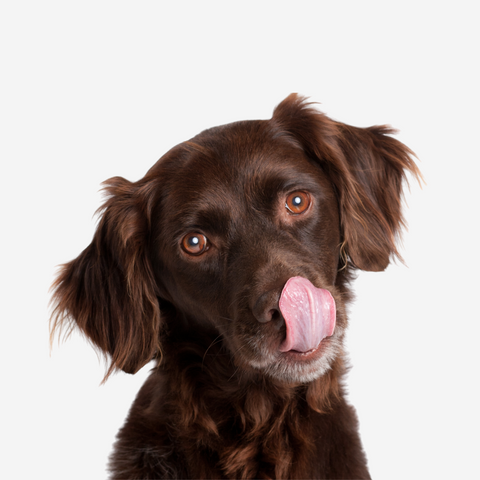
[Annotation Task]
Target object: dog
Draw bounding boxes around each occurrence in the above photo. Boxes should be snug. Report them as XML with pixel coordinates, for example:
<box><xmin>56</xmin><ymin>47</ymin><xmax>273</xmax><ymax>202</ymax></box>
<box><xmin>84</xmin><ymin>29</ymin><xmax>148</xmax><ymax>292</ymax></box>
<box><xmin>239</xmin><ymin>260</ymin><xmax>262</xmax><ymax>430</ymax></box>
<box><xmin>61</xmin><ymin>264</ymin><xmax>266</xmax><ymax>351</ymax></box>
<box><xmin>51</xmin><ymin>94</ymin><xmax>420</xmax><ymax>479</ymax></box>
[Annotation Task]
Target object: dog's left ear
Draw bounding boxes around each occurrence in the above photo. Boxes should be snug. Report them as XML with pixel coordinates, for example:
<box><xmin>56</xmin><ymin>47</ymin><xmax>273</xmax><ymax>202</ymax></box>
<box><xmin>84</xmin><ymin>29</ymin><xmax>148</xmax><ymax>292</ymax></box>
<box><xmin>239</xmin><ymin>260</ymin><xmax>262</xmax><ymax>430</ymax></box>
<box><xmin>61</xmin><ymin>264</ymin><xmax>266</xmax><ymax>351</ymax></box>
<box><xmin>272</xmin><ymin>94</ymin><xmax>422</xmax><ymax>271</ymax></box>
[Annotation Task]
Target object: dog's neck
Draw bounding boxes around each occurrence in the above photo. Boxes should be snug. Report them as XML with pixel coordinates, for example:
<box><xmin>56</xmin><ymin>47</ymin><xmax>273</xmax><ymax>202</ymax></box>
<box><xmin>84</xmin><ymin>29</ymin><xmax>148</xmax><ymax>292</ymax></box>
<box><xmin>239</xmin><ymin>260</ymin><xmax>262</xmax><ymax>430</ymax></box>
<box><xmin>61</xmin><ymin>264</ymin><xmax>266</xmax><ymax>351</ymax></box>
<box><xmin>155</xmin><ymin>327</ymin><xmax>346</xmax><ymax>478</ymax></box>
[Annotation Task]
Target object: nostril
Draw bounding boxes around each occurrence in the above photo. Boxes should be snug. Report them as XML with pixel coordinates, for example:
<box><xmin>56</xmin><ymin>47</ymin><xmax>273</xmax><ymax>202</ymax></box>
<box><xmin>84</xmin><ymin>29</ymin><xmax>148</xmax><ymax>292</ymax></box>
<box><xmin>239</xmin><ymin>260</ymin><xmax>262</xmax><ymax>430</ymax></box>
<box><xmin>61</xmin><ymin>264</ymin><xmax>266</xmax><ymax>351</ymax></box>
<box><xmin>270</xmin><ymin>309</ymin><xmax>280</xmax><ymax>321</ymax></box>
<box><xmin>252</xmin><ymin>291</ymin><xmax>282</xmax><ymax>324</ymax></box>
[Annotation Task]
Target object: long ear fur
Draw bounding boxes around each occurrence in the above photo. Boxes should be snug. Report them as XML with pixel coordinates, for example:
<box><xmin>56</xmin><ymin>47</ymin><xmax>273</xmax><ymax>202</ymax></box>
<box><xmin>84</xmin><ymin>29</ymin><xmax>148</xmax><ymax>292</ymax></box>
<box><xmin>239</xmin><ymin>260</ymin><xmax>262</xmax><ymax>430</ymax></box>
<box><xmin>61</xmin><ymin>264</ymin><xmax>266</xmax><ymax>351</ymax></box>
<box><xmin>272</xmin><ymin>93</ymin><xmax>422</xmax><ymax>271</ymax></box>
<box><xmin>50</xmin><ymin>176</ymin><xmax>162</xmax><ymax>379</ymax></box>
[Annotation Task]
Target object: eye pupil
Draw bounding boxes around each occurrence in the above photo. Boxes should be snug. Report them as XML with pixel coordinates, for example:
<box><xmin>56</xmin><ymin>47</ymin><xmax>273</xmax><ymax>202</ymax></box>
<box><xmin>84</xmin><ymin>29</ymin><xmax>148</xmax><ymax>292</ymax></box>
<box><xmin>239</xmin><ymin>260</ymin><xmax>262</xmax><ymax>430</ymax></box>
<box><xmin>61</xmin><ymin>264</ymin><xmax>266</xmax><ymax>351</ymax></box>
<box><xmin>189</xmin><ymin>236</ymin><xmax>199</xmax><ymax>246</ymax></box>
<box><xmin>293</xmin><ymin>196</ymin><xmax>302</xmax><ymax>206</ymax></box>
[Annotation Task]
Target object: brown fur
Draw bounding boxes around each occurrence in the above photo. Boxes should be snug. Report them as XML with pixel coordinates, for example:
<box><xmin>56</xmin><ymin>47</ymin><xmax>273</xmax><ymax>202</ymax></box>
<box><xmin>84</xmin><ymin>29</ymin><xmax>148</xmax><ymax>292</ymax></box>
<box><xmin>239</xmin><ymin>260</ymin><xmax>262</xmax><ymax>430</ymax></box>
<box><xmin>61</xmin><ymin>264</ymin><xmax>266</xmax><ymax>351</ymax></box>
<box><xmin>51</xmin><ymin>94</ymin><xmax>421</xmax><ymax>479</ymax></box>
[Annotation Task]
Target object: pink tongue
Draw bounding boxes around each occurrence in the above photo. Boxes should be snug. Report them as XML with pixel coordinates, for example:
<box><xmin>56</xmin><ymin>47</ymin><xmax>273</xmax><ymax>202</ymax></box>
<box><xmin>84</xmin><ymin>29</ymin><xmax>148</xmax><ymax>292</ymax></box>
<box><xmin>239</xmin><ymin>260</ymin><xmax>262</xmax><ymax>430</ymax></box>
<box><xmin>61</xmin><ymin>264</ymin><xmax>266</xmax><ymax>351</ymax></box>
<box><xmin>279</xmin><ymin>277</ymin><xmax>336</xmax><ymax>353</ymax></box>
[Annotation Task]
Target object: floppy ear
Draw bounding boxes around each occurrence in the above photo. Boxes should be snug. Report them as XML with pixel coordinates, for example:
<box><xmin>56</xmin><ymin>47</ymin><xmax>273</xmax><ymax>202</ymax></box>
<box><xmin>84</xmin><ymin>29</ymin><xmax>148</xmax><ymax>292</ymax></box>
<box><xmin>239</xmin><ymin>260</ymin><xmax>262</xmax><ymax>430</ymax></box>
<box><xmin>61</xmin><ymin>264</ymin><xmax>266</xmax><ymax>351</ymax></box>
<box><xmin>272</xmin><ymin>93</ymin><xmax>422</xmax><ymax>271</ymax></box>
<box><xmin>50</xmin><ymin>176</ymin><xmax>162</xmax><ymax>378</ymax></box>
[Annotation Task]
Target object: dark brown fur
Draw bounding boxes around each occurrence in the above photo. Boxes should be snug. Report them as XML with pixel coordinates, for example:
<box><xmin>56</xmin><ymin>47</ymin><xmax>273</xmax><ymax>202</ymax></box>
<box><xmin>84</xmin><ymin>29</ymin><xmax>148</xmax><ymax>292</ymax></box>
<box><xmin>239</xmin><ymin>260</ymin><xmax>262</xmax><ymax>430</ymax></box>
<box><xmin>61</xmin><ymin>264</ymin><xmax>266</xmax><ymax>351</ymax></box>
<box><xmin>51</xmin><ymin>94</ymin><xmax>420</xmax><ymax>479</ymax></box>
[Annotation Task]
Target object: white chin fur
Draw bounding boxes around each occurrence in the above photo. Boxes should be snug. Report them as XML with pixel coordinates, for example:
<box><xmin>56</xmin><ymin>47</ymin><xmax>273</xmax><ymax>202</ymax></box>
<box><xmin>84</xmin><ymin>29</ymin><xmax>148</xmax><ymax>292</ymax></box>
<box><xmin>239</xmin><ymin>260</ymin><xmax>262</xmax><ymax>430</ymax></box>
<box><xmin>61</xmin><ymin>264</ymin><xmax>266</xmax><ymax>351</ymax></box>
<box><xmin>247</xmin><ymin>331</ymin><xmax>343</xmax><ymax>384</ymax></box>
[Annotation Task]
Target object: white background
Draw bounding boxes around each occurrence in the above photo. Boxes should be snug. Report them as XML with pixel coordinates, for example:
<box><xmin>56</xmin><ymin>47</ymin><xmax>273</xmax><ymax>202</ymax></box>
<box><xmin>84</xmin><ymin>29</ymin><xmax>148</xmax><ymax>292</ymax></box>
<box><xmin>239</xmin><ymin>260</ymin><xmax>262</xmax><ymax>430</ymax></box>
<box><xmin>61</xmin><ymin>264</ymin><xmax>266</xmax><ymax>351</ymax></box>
<box><xmin>1</xmin><ymin>2</ymin><xmax>479</xmax><ymax>479</ymax></box>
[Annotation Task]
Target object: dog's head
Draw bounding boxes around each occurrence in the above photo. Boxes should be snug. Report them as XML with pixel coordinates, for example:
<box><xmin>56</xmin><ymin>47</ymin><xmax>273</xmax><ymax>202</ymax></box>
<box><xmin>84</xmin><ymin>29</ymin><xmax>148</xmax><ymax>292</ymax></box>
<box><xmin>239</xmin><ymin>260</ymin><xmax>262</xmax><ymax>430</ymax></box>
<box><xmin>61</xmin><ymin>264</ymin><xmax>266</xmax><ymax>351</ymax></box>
<box><xmin>51</xmin><ymin>94</ymin><xmax>420</xmax><ymax>383</ymax></box>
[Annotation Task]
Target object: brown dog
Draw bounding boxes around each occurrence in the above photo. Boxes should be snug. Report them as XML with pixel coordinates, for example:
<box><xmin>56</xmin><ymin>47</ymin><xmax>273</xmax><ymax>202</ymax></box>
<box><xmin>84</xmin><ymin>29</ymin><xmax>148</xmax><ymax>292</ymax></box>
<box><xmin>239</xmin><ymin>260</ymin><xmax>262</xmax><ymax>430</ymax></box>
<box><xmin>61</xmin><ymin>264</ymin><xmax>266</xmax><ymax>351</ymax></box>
<box><xmin>51</xmin><ymin>94</ymin><xmax>420</xmax><ymax>479</ymax></box>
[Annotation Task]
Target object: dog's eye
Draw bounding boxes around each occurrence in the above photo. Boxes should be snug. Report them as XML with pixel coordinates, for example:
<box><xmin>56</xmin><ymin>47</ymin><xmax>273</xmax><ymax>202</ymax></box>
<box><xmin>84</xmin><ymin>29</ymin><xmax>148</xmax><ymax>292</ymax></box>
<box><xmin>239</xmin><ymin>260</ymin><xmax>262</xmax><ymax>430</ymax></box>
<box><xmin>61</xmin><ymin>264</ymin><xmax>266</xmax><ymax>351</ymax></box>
<box><xmin>285</xmin><ymin>191</ymin><xmax>310</xmax><ymax>215</ymax></box>
<box><xmin>181</xmin><ymin>233</ymin><xmax>209</xmax><ymax>256</ymax></box>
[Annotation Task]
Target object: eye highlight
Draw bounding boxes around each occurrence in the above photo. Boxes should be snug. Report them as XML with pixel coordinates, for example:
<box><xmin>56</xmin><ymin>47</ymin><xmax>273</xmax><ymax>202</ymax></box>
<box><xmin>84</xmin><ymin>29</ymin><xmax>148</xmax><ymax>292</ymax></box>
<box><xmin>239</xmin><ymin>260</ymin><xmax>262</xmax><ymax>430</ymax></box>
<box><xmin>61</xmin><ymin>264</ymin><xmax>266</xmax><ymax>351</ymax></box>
<box><xmin>181</xmin><ymin>233</ymin><xmax>209</xmax><ymax>256</ymax></box>
<box><xmin>285</xmin><ymin>191</ymin><xmax>310</xmax><ymax>215</ymax></box>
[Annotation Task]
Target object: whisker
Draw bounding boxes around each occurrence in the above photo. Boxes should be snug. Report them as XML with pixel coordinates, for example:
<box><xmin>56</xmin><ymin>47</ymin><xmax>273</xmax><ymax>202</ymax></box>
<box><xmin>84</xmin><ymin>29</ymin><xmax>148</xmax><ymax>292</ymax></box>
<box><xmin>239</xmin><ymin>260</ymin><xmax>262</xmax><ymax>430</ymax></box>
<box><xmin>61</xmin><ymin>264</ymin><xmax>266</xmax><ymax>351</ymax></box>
<box><xmin>202</xmin><ymin>334</ymin><xmax>224</xmax><ymax>368</ymax></box>
<box><xmin>227</xmin><ymin>366</ymin><xmax>241</xmax><ymax>382</ymax></box>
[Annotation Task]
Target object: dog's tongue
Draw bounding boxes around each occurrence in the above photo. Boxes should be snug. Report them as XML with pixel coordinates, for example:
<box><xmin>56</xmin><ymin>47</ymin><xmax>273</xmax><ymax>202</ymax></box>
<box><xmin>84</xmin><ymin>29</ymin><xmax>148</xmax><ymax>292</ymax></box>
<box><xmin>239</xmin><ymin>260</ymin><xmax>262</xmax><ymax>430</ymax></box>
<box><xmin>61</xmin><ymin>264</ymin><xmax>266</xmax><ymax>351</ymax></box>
<box><xmin>279</xmin><ymin>277</ymin><xmax>336</xmax><ymax>353</ymax></box>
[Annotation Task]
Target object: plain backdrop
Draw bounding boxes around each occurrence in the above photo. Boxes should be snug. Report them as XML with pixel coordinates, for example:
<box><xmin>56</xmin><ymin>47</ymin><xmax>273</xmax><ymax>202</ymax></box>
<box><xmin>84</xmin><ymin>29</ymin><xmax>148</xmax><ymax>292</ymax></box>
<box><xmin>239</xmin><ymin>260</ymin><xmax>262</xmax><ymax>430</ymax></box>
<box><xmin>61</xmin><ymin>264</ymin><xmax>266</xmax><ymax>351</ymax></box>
<box><xmin>1</xmin><ymin>2</ymin><xmax>479</xmax><ymax>479</ymax></box>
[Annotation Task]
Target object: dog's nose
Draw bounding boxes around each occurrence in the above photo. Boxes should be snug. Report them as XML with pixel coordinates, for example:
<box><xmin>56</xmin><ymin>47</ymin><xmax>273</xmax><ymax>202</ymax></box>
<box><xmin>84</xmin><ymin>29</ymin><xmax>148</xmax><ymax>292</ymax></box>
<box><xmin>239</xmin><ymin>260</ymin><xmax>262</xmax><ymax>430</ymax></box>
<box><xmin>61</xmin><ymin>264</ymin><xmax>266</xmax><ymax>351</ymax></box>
<box><xmin>252</xmin><ymin>290</ymin><xmax>283</xmax><ymax>324</ymax></box>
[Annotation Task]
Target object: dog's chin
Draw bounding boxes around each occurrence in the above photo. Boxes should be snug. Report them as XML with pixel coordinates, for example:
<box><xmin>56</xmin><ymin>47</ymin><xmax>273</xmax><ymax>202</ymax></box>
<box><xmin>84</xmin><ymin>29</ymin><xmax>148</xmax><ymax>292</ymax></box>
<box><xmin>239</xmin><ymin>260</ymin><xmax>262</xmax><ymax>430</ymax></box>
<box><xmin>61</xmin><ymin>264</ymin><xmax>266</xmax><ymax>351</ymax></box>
<box><xmin>246</xmin><ymin>336</ymin><xmax>341</xmax><ymax>384</ymax></box>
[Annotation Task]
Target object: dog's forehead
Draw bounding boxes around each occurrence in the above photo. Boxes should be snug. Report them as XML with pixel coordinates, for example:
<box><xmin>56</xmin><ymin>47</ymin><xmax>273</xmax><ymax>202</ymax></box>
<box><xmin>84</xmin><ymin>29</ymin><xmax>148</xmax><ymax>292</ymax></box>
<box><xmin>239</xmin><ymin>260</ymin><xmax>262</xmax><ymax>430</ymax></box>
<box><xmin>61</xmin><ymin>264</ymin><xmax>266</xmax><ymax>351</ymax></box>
<box><xmin>155</xmin><ymin>120</ymin><xmax>330</xmax><ymax>236</ymax></box>
<box><xmin>165</xmin><ymin>121</ymin><xmax>318</xmax><ymax>201</ymax></box>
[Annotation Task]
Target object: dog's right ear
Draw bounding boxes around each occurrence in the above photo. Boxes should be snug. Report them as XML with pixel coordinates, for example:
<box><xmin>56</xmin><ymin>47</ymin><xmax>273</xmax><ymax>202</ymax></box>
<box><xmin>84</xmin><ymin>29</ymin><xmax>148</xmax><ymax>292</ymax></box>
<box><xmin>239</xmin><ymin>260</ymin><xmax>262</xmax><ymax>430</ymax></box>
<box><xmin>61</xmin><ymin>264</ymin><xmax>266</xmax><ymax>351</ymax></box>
<box><xmin>50</xmin><ymin>176</ymin><xmax>162</xmax><ymax>379</ymax></box>
<box><xmin>272</xmin><ymin>94</ymin><xmax>422</xmax><ymax>272</ymax></box>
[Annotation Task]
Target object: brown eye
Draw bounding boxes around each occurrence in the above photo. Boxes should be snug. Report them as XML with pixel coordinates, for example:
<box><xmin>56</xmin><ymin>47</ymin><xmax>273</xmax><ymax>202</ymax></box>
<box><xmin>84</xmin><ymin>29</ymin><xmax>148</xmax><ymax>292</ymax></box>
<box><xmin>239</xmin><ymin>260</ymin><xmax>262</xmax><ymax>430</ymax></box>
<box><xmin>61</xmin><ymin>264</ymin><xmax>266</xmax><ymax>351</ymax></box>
<box><xmin>181</xmin><ymin>233</ymin><xmax>209</xmax><ymax>256</ymax></box>
<box><xmin>285</xmin><ymin>191</ymin><xmax>310</xmax><ymax>215</ymax></box>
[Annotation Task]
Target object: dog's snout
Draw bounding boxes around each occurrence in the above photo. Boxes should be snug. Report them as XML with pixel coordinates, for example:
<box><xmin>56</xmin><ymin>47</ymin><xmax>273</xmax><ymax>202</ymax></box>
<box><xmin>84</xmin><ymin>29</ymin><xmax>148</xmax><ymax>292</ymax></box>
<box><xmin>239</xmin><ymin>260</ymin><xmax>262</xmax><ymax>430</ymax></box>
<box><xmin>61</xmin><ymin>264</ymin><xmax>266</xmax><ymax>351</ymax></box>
<box><xmin>252</xmin><ymin>290</ymin><xmax>283</xmax><ymax>324</ymax></box>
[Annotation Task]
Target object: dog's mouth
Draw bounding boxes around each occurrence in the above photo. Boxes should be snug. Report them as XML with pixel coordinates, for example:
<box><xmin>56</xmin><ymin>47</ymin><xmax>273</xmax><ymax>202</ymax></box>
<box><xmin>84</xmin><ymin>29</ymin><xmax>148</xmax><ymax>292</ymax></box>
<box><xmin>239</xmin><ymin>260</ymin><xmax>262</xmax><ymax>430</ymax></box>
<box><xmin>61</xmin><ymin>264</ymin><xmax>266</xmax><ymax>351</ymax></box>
<box><xmin>278</xmin><ymin>276</ymin><xmax>336</xmax><ymax>354</ymax></box>
<box><xmin>224</xmin><ymin>276</ymin><xmax>338</xmax><ymax>382</ymax></box>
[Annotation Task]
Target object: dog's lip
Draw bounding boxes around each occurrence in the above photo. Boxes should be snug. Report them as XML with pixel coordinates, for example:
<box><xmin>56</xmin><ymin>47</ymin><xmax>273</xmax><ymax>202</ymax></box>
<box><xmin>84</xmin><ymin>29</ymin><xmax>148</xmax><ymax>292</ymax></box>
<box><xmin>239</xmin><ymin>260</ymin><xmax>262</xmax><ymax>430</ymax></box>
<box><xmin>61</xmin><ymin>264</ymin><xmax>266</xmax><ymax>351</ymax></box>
<box><xmin>280</xmin><ymin>336</ymin><xmax>331</xmax><ymax>359</ymax></box>
<box><xmin>289</xmin><ymin>347</ymin><xmax>318</xmax><ymax>356</ymax></box>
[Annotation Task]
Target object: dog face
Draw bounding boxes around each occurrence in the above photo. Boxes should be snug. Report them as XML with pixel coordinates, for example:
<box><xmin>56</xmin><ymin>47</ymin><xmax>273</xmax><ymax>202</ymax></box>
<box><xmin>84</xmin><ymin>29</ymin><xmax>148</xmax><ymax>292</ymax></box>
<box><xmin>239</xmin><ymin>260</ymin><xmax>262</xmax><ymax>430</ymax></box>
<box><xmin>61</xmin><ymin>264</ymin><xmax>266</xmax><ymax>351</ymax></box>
<box><xmin>51</xmin><ymin>94</ymin><xmax>420</xmax><ymax>384</ymax></box>
<box><xmin>151</xmin><ymin>125</ymin><xmax>343</xmax><ymax>382</ymax></box>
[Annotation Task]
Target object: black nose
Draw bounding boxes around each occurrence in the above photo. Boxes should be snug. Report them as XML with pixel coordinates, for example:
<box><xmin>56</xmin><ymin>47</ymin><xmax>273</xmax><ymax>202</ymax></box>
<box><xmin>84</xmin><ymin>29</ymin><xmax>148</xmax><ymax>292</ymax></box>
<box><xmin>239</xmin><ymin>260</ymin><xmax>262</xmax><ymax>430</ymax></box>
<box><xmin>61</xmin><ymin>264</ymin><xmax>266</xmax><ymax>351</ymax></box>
<box><xmin>252</xmin><ymin>290</ymin><xmax>283</xmax><ymax>324</ymax></box>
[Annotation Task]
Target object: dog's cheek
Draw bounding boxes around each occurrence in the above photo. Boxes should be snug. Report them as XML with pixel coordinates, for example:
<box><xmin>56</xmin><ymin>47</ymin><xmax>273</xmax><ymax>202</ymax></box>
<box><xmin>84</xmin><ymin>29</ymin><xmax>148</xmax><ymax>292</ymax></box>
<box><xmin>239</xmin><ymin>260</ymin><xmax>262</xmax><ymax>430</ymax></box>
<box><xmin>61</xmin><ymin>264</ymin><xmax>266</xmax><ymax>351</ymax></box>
<box><xmin>313</xmin><ymin>217</ymin><xmax>341</xmax><ymax>284</ymax></box>
<box><xmin>153</xmin><ymin>258</ymin><xmax>224</xmax><ymax>326</ymax></box>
